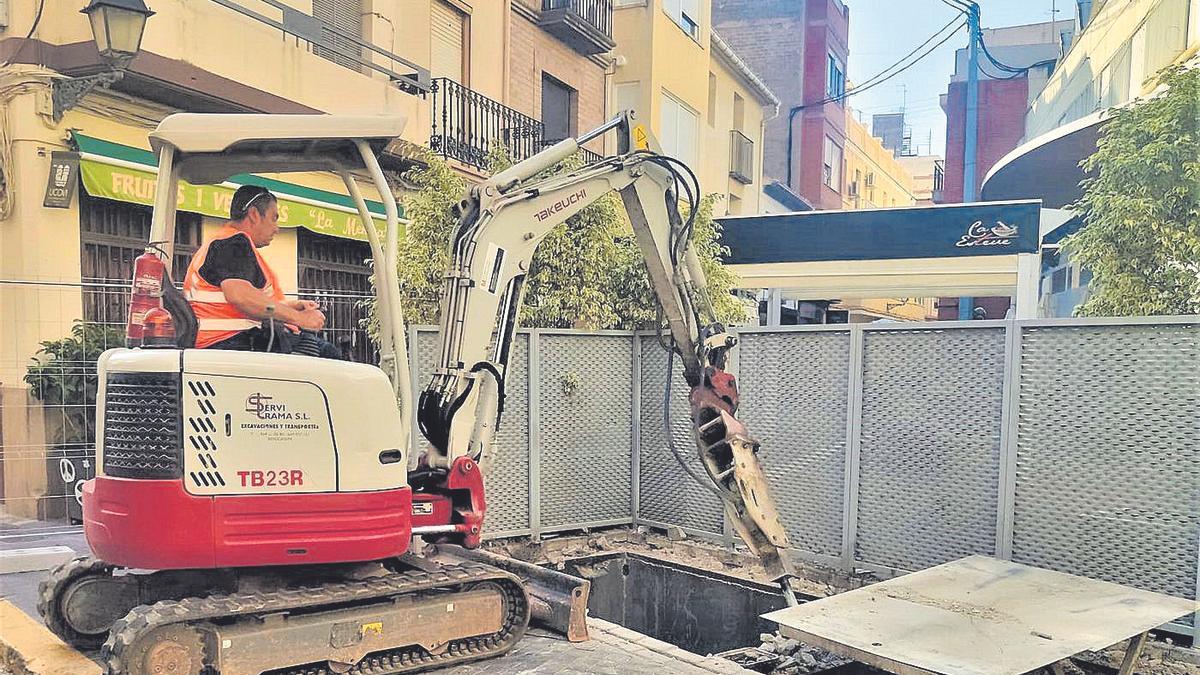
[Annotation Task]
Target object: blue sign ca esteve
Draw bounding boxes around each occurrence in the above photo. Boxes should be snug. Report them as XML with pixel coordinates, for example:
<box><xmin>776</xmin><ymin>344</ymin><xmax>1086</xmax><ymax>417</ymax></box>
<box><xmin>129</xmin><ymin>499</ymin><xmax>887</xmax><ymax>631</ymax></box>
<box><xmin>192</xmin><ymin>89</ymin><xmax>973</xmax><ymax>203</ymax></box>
<box><xmin>718</xmin><ymin>200</ymin><xmax>1042</xmax><ymax>264</ymax></box>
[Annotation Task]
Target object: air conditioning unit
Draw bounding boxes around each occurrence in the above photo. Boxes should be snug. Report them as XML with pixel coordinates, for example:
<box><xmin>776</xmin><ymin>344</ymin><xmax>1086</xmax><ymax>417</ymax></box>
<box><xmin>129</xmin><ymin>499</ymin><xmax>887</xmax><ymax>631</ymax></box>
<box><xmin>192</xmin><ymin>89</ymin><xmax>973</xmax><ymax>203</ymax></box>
<box><xmin>864</xmin><ymin>173</ymin><xmax>876</xmax><ymax>188</ymax></box>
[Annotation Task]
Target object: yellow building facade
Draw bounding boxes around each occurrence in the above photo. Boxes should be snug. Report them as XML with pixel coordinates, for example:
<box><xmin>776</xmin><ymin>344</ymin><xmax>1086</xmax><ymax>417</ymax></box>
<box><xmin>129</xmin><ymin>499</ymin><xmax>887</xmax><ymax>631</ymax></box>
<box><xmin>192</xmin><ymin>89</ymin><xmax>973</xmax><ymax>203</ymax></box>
<box><xmin>612</xmin><ymin>0</ymin><xmax>777</xmax><ymax>216</ymax></box>
<box><xmin>841</xmin><ymin>111</ymin><xmax>917</xmax><ymax>210</ymax></box>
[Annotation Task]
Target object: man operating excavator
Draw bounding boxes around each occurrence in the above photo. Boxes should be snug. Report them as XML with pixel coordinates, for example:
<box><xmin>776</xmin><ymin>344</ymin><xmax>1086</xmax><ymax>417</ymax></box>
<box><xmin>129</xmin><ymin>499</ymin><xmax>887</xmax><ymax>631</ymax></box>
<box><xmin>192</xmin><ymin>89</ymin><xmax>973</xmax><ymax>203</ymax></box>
<box><xmin>183</xmin><ymin>184</ymin><xmax>339</xmax><ymax>357</ymax></box>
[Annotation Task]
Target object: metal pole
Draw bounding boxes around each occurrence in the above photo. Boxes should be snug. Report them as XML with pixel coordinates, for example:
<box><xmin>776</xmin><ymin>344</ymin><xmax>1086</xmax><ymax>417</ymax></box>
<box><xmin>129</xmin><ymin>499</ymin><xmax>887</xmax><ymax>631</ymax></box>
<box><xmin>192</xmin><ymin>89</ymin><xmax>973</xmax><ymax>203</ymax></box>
<box><xmin>963</xmin><ymin>2</ymin><xmax>981</xmax><ymax>202</ymax></box>
<box><xmin>959</xmin><ymin>2</ymin><xmax>981</xmax><ymax>320</ymax></box>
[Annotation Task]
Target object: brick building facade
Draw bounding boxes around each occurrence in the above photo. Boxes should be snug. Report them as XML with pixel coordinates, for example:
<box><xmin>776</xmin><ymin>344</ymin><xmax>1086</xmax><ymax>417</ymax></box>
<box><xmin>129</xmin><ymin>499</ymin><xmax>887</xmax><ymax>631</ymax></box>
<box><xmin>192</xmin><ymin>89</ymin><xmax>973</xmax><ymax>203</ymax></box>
<box><xmin>508</xmin><ymin>1</ymin><xmax>610</xmax><ymax>157</ymax></box>
<box><xmin>712</xmin><ymin>0</ymin><xmax>849</xmax><ymax>210</ymax></box>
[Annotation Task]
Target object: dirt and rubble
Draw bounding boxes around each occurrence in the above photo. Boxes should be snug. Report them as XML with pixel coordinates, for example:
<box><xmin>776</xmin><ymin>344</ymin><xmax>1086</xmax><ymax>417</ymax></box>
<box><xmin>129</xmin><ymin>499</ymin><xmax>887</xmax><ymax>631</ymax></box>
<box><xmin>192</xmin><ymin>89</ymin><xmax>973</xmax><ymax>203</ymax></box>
<box><xmin>480</xmin><ymin>525</ymin><xmax>869</xmax><ymax>600</ymax></box>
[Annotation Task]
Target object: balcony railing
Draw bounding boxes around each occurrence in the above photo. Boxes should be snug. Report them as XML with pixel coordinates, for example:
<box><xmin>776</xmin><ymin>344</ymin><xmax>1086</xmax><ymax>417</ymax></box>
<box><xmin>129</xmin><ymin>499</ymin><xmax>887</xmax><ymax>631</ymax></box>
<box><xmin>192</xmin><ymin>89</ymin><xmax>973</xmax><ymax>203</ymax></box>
<box><xmin>729</xmin><ymin>130</ymin><xmax>755</xmax><ymax>184</ymax></box>
<box><xmin>540</xmin><ymin>0</ymin><xmax>616</xmax><ymax>56</ymax></box>
<box><xmin>431</xmin><ymin>78</ymin><xmax>546</xmax><ymax>171</ymax></box>
<box><xmin>209</xmin><ymin>0</ymin><xmax>429</xmax><ymax>94</ymax></box>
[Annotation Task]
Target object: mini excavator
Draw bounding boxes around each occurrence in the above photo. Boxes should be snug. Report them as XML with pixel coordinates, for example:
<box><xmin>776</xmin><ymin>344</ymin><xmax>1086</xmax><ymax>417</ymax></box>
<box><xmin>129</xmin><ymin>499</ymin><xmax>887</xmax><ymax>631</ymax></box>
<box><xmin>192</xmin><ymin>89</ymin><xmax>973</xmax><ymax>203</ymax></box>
<box><xmin>39</xmin><ymin>111</ymin><xmax>799</xmax><ymax>675</ymax></box>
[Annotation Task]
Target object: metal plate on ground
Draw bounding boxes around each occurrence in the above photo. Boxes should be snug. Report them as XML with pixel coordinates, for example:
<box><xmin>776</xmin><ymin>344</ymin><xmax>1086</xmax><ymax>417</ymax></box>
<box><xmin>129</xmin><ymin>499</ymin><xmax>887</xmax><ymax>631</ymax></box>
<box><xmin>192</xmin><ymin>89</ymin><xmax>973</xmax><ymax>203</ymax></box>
<box><xmin>763</xmin><ymin>555</ymin><xmax>1198</xmax><ymax>675</ymax></box>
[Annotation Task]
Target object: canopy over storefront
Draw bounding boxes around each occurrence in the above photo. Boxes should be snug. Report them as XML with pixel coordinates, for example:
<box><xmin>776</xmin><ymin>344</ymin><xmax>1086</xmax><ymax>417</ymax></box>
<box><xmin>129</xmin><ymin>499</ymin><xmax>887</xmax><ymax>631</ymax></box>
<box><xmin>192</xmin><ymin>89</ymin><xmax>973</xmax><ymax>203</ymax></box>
<box><xmin>718</xmin><ymin>200</ymin><xmax>1061</xmax><ymax>320</ymax></box>
<box><xmin>72</xmin><ymin>133</ymin><xmax>405</xmax><ymax>242</ymax></box>
<box><xmin>980</xmin><ymin>110</ymin><xmax>1106</xmax><ymax>209</ymax></box>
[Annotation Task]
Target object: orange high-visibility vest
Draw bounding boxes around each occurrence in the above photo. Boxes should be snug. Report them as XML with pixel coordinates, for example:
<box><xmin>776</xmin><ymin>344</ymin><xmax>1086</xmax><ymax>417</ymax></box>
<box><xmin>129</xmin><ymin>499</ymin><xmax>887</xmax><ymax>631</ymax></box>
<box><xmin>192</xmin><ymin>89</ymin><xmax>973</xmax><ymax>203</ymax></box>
<box><xmin>183</xmin><ymin>225</ymin><xmax>285</xmax><ymax>349</ymax></box>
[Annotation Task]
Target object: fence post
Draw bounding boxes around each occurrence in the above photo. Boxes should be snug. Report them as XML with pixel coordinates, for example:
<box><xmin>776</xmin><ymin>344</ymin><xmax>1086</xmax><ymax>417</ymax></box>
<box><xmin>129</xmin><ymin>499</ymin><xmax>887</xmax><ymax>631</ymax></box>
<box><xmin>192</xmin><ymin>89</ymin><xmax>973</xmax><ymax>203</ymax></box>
<box><xmin>630</xmin><ymin>334</ymin><xmax>641</xmax><ymax>528</ymax></box>
<box><xmin>528</xmin><ymin>330</ymin><xmax>542</xmax><ymax>541</ymax></box>
<box><xmin>995</xmin><ymin>320</ymin><xmax>1022</xmax><ymax>559</ymax></box>
<box><xmin>840</xmin><ymin>326</ymin><xmax>865</xmax><ymax>571</ymax></box>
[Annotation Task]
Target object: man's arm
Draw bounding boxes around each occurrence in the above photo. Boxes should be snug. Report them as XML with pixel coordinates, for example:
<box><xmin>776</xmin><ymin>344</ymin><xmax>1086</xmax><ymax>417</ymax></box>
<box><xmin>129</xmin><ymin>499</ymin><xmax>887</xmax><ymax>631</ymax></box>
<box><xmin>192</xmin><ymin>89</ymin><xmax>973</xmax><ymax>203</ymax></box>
<box><xmin>219</xmin><ymin>279</ymin><xmax>326</xmax><ymax>331</ymax></box>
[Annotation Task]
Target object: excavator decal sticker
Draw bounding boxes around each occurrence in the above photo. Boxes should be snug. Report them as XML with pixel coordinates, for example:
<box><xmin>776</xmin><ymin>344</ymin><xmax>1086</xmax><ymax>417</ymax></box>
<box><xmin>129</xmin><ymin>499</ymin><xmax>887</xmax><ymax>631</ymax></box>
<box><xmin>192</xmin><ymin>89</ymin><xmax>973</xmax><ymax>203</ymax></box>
<box><xmin>533</xmin><ymin>188</ymin><xmax>587</xmax><ymax>222</ymax></box>
<box><xmin>632</xmin><ymin>124</ymin><xmax>650</xmax><ymax>150</ymax></box>
<box><xmin>483</xmin><ymin>244</ymin><xmax>506</xmax><ymax>294</ymax></box>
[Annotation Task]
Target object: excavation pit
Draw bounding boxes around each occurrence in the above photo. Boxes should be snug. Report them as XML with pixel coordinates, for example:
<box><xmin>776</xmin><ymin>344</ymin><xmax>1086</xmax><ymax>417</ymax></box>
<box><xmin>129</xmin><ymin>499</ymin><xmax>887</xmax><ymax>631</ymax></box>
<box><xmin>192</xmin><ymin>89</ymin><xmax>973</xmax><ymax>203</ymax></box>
<box><xmin>561</xmin><ymin>552</ymin><xmax>789</xmax><ymax>656</ymax></box>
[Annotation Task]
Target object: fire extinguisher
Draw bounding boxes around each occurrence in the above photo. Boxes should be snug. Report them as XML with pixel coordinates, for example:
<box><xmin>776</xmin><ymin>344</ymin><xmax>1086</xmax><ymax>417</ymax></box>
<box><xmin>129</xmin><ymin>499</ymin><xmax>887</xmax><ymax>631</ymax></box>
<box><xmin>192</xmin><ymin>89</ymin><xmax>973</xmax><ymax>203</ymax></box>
<box><xmin>126</xmin><ymin>249</ymin><xmax>166</xmax><ymax>348</ymax></box>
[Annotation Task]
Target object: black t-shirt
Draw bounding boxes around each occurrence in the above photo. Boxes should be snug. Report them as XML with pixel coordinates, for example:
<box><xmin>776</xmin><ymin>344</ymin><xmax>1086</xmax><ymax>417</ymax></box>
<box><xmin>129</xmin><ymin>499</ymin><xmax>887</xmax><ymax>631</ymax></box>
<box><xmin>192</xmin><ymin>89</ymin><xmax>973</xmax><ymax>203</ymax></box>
<box><xmin>198</xmin><ymin>234</ymin><xmax>267</xmax><ymax>288</ymax></box>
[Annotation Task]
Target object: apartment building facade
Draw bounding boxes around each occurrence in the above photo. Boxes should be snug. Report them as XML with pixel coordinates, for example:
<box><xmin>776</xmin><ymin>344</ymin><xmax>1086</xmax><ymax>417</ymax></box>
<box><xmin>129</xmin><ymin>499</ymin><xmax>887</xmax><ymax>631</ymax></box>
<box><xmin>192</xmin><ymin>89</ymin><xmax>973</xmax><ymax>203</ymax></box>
<box><xmin>712</xmin><ymin>0</ymin><xmax>849</xmax><ymax>210</ymax></box>
<box><xmin>611</xmin><ymin>0</ymin><xmax>777</xmax><ymax>216</ymax></box>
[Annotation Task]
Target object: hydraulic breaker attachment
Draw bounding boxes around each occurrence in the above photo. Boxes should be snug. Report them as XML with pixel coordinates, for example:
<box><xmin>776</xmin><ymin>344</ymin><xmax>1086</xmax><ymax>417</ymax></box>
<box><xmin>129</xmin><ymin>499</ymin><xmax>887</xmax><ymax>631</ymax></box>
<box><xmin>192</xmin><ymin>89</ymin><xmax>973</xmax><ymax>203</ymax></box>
<box><xmin>689</xmin><ymin>363</ymin><xmax>798</xmax><ymax>592</ymax></box>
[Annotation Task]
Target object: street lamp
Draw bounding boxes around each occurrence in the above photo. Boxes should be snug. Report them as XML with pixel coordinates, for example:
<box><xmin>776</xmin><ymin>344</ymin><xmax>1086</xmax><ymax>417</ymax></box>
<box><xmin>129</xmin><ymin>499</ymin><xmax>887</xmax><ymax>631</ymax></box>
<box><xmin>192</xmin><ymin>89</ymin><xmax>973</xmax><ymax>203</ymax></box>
<box><xmin>52</xmin><ymin>0</ymin><xmax>155</xmax><ymax>122</ymax></box>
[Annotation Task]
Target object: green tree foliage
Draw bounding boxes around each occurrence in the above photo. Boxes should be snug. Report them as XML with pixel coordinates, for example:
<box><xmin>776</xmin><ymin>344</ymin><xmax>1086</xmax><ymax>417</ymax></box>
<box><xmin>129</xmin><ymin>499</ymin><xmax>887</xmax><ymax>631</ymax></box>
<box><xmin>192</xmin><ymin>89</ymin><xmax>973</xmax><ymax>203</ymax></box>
<box><xmin>390</xmin><ymin>148</ymin><xmax>747</xmax><ymax>330</ymax></box>
<box><xmin>24</xmin><ymin>320</ymin><xmax>125</xmax><ymax>444</ymax></box>
<box><xmin>1063</xmin><ymin>65</ymin><xmax>1200</xmax><ymax>316</ymax></box>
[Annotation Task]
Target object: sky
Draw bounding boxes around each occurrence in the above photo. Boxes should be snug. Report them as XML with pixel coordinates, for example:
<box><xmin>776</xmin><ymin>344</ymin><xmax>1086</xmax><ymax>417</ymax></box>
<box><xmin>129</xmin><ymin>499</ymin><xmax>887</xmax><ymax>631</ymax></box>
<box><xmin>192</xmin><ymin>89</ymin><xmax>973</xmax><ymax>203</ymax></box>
<box><xmin>846</xmin><ymin>0</ymin><xmax>1064</xmax><ymax>157</ymax></box>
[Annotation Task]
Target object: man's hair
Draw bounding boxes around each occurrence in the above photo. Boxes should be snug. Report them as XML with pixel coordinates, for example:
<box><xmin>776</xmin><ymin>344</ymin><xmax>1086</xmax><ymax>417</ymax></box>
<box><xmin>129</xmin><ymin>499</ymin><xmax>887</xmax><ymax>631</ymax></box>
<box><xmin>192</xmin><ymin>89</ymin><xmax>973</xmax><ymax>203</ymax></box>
<box><xmin>230</xmin><ymin>185</ymin><xmax>277</xmax><ymax>221</ymax></box>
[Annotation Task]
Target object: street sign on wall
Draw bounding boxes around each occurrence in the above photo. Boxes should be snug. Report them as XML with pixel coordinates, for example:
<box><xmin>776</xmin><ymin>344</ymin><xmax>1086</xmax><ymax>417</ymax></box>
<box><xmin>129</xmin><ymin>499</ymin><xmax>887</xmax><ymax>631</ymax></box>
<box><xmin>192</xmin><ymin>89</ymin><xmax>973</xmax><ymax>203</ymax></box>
<box><xmin>43</xmin><ymin>151</ymin><xmax>80</xmax><ymax>208</ymax></box>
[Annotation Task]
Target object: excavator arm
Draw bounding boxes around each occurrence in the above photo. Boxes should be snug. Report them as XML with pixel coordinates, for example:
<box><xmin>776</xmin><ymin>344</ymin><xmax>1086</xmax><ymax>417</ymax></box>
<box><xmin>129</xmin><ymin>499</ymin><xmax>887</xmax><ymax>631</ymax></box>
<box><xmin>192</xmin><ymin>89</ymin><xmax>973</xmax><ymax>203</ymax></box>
<box><xmin>416</xmin><ymin>112</ymin><xmax>800</xmax><ymax>595</ymax></box>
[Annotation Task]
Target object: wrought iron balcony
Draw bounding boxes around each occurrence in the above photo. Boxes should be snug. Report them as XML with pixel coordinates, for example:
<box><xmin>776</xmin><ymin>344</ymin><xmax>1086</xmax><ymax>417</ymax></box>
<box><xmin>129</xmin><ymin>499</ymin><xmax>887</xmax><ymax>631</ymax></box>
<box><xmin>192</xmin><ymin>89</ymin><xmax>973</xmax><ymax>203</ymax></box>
<box><xmin>431</xmin><ymin>78</ymin><xmax>546</xmax><ymax>171</ymax></box>
<box><xmin>540</xmin><ymin>0</ymin><xmax>616</xmax><ymax>56</ymax></box>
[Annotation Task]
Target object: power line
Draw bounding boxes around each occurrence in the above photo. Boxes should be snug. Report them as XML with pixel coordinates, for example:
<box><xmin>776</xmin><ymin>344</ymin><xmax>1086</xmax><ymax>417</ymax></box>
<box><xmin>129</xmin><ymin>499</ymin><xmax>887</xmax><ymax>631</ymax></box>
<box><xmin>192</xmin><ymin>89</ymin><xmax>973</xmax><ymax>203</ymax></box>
<box><xmin>786</xmin><ymin>9</ymin><xmax>967</xmax><ymax>186</ymax></box>
<box><xmin>845</xmin><ymin>14</ymin><xmax>964</xmax><ymax>95</ymax></box>
<box><xmin>977</xmin><ymin>28</ymin><xmax>1059</xmax><ymax>74</ymax></box>
<box><xmin>812</xmin><ymin>17</ymin><xmax>966</xmax><ymax>108</ymax></box>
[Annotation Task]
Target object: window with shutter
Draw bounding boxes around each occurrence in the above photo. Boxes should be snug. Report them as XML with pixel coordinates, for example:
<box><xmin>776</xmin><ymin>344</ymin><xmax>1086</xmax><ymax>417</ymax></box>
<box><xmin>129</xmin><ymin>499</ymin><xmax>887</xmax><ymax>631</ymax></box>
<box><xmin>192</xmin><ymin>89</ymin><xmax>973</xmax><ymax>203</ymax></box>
<box><xmin>660</xmin><ymin>91</ymin><xmax>698</xmax><ymax>168</ymax></box>
<box><xmin>431</xmin><ymin>1</ymin><xmax>467</xmax><ymax>84</ymax></box>
<box><xmin>313</xmin><ymin>0</ymin><xmax>363</xmax><ymax>71</ymax></box>
<box><xmin>541</xmin><ymin>75</ymin><xmax>575</xmax><ymax>143</ymax></box>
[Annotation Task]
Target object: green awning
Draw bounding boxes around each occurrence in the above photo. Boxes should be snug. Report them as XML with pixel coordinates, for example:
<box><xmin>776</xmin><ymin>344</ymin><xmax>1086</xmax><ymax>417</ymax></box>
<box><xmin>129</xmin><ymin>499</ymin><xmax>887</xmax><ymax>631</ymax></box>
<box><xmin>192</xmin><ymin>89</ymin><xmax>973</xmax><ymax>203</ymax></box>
<box><xmin>72</xmin><ymin>133</ymin><xmax>405</xmax><ymax>242</ymax></box>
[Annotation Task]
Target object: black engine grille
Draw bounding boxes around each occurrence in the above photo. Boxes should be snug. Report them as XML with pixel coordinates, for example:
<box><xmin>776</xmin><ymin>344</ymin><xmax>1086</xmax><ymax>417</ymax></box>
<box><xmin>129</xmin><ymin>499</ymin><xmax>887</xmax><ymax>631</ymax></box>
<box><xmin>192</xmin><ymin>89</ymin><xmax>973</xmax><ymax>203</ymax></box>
<box><xmin>103</xmin><ymin>372</ymin><xmax>183</xmax><ymax>479</ymax></box>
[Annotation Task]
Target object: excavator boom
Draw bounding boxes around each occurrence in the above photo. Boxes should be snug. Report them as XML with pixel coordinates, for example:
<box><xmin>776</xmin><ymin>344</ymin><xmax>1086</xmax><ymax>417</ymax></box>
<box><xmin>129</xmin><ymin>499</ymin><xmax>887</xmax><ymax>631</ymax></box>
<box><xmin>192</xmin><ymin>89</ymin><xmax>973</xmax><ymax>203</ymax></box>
<box><xmin>416</xmin><ymin>111</ymin><xmax>799</xmax><ymax>587</ymax></box>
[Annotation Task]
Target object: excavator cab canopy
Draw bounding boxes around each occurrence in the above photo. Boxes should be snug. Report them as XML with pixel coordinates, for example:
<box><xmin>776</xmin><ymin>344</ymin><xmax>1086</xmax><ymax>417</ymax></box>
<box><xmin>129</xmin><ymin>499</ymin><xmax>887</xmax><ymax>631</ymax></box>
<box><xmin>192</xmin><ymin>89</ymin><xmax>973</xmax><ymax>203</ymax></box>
<box><xmin>148</xmin><ymin>113</ymin><xmax>407</xmax><ymax>184</ymax></box>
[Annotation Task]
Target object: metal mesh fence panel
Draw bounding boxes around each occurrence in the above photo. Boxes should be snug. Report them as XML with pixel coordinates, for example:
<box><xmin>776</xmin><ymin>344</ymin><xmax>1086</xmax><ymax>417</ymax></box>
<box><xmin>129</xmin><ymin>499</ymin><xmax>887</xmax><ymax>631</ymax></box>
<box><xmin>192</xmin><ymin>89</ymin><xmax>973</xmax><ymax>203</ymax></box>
<box><xmin>736</xmin><ymin>330</ymin><xmax>851</xmax><ymax>558</ymax></box>
<box><xmin>1013</xmin><ymin>322</ymin><xmax>1200</xmax><ymax>603</ymax></box>
<box><xmin>636</xmin><ymin>335</ymin><xmax>725</xmax><ymax>535</ymax></box>
<box><xmin>411</xmin><ymin>329</ymin><xmax>531</xmax><ymax>534</ymax></box>
<box><xmin>537</xmin><ymin>334</ymin><xmax>634</xmax><ymax>529</ymax></box>
<box><xmin>856</xmin><ymin>328</ymin><xmax>1005</xmax><ymax>570</ymax></box>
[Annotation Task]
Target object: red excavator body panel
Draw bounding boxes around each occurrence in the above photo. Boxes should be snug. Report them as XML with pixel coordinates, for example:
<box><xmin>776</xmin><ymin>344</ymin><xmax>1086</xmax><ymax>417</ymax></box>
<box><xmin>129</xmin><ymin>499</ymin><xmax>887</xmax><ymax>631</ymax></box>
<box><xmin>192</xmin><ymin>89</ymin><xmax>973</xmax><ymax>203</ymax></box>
<box><xmin>83</xmin><ymin>476</ymin><xmax>414</xmax><ymax>569</ymax></box>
